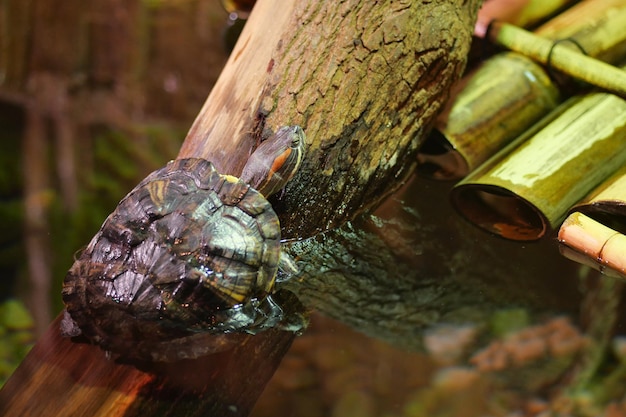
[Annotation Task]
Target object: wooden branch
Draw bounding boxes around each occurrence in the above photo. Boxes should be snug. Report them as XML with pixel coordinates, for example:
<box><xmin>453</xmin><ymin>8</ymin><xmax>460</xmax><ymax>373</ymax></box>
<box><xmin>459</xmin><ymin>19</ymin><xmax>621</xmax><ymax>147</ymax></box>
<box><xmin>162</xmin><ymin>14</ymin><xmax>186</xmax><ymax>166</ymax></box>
<box><xmin>0</xmin><ymin>316</ymin><xmax>293</xmax><ymax>417</ymax></box>
<box><xmin>0</xmin><ymin>0</ymin><xmax>481</xmax><ymax>416</ymax></box>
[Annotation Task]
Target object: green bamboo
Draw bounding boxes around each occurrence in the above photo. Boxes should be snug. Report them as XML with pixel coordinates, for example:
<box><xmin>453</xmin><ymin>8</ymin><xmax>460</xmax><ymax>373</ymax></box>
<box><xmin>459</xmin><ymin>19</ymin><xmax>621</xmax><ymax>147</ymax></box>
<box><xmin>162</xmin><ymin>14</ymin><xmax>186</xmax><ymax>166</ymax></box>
<box><xmin>451</xmin><ymin>93</ymin><xmax>626</xmax><ymax>241</ymax></box>
<box><xmin>418</xmin><ymin>0</ymin><xmax>626</xmax><ymax>180</ymax></box>
<box><xmin>535</xmin><ymin>0</ymin><xmax>626</xmax><ymax>63</ymax></box>
<box><xmin>488</xmin><ymin>22</ymin><xmax>626</xmax><ymax>98</ymax></box>
<box><xmin>516</xmin><ymin>0</ymin><xmax>576</xmax><ymax>27</ymax></box>
<box><xmin>419</xmin><ymin>53</ymin><xmax>559</xmax><ymax>179</ymax></box>
<box><xmin>571</xmin><ymin>166</ymin><xmax>626</xmax><ymax>222</ymax></box>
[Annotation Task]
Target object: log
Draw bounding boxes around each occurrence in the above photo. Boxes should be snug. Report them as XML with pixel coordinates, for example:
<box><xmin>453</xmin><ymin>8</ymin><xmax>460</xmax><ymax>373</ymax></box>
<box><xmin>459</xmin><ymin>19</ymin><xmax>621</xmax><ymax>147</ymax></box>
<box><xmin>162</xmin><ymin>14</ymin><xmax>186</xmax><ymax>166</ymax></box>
<box><xmin>180</xmin><ymin>0</ymin><xmax>478</xmax><ymax>237</ymax></box>
<box><xmin>0</xmin><ymin>315</ymin><xmax>292</xmax><ymax>417</ymax></box>
<box><xmin>0</xmin><ymin>0</ymin><xmax>480</xmax><ymax>416</ymax></box>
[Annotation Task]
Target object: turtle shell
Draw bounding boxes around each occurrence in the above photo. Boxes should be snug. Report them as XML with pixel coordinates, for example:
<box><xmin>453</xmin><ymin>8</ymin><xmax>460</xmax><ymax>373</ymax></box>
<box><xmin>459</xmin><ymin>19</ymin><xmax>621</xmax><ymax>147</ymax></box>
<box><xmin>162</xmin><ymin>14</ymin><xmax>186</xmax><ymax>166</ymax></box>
<box><xmin>62</xmin><ymin>158</ymin><xmax>282</xmax><ymax>359</ymax></box>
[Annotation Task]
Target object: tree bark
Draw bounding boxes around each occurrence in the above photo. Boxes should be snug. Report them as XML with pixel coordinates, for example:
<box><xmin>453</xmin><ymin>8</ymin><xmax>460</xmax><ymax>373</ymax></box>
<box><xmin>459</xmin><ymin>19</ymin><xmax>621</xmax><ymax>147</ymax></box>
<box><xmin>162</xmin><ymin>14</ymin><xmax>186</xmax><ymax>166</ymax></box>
<box><xmin>180</xmin><ymin>0</ymin><xmax>479</xmax><ymax>237</ymax></box>
<box><xmin>0</xmin><ymin>1</ymin><xmax>481</xmax><ymax>416</ymax></box>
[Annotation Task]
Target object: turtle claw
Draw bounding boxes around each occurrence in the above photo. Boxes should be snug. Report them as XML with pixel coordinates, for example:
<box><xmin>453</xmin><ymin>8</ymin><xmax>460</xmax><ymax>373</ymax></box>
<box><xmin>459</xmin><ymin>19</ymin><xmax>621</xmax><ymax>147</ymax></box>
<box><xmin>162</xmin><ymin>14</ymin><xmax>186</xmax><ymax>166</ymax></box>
<box><xmin>276</xmin><ymin>251</ymin><xmax>298</xmax><ymax>283</ymax></box>
<box><xmin>60</xmin><ymin>309</ymin><xmax>82</xmax><ymax>337</ymax></box>
<box><xmin>249</xmin><ymin>293</ymin><xmax>308</xmax><ymax>334</ymax></box>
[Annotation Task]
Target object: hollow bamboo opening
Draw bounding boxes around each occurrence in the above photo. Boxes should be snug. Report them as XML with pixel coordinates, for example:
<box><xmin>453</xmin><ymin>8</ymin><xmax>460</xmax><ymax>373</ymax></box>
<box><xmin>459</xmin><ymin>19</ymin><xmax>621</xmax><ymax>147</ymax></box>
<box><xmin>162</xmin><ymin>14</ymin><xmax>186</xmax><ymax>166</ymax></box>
<box><xmin>451</xmin><ymin>184</ymin><xmax>547</xmax><ymax>241</ymax></box>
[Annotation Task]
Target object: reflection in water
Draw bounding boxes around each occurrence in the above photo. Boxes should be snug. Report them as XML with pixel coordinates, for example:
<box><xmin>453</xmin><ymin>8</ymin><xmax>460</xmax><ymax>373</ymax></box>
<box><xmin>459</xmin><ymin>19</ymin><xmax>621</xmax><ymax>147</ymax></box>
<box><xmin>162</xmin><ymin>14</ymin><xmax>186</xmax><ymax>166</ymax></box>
<box><xmin>263</xmin><ymin>175</ymin><xmax>626</xmax><ymax>416</ymax></box>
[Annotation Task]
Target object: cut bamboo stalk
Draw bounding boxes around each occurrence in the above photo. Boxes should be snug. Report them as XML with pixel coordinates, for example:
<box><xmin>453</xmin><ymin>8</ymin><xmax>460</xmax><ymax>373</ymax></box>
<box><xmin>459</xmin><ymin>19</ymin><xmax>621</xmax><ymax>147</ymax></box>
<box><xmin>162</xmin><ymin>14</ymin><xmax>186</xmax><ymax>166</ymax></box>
<box><xmin>487</xmin><ymin>21</ymin><xmax>626</xmax><ymax>98</ymax></box>
<box><xmin>559</xmin><ymin>212</ymin><xmax>626</xmax><ymax>278</ymax></box>
<box><xmin>570</xmin><ymin>167</ymin><xmax>626</xmax><ymax>229</ymax></box>
<box><xmin>451</xmin><ymin>92</ymin><xmax>626</xmax><ymax>241</ymax></box>
<box><xmin>571</xmin><ymin>166</ymin><xmax>626</xmax><ymax>221</ymax></box>
<box><xmin>419</xmin><ymin>53</ymin><xmax>559</xmax><ymax>179</ymax></box>
<box><xmin>535</xmin><ymin>0</ymin><xmax>626</xmax><ymax>63</ymax></box>
<box><xmin>420</xmin><ymin>0</ymin><xmax>626</xmax><ymax>180</ymax></box>
<box><xmin>557</xmin><ymin>167</ymin><xmax>626</xmax><ymax>276</ymax></box>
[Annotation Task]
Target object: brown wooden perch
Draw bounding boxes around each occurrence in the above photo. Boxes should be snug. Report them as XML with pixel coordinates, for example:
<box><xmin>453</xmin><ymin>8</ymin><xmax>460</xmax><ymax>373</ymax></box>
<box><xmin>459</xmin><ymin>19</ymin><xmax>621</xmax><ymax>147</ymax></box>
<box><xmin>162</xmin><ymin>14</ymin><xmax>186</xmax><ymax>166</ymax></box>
<box><xmin>0</xmin><ymin>1</ymin><xmax>480</xmax><ymax>416</ymax></box>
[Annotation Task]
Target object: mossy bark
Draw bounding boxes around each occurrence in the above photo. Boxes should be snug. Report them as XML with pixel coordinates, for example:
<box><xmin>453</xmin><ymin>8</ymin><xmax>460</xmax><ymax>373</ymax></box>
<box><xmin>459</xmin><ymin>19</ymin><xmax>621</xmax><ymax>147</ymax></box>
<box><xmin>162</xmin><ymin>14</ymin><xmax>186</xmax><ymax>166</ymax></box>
<box><xmin>180</xmin><ymin>0</ymin><xmax>479</xmax><ymax>236</ymax></box>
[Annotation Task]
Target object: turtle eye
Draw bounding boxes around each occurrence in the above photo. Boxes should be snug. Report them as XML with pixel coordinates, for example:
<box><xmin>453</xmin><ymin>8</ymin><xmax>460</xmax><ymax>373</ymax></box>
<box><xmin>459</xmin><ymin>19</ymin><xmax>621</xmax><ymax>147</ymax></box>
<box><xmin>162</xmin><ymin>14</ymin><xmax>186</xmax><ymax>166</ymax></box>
<box><xmin>290</xmin><ymin>136</ymin><xmax>301</xmax><ymax>148</ymax></box>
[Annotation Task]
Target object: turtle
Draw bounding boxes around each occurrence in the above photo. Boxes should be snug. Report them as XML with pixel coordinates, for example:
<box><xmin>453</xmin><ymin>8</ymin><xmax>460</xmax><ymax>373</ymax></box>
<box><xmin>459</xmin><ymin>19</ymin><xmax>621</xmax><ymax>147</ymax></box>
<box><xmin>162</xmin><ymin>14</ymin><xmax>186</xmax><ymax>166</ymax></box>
<box><xmin>61</xmin><ymin>125</ymin><xmax>306</xmax><ymax>361</ymax></box>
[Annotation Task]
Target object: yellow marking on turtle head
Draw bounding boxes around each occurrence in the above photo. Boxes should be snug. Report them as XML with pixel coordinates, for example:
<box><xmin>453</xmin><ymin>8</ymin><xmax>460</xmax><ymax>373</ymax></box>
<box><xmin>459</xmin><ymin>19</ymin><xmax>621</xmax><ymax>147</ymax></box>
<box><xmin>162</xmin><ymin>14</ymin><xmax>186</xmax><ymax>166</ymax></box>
<box><xmin>222</xmin><ymin>174</ymin><xmax>240</xmax><ymax>184</ymax></box>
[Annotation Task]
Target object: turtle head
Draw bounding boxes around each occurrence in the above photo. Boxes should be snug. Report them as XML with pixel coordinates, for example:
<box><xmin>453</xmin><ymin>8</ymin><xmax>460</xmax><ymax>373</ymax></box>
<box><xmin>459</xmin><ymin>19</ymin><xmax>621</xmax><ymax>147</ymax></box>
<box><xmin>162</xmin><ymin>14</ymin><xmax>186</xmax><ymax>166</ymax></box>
<box><xmin>240</xmin><ymin>126</ymin><xmax>305</xmax><ymax>197</ymax></box>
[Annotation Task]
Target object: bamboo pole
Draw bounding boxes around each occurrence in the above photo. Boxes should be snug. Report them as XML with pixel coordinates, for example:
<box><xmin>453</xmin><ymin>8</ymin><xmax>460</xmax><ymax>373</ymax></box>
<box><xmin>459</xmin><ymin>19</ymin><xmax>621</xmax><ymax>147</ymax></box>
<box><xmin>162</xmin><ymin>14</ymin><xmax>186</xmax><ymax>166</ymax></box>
<box><xmin>572</xmin><ymin>166</ymin><xmax>626</xmax><ymax>218</ymax></box>
<box><xmin>559</xmin><ymin>212</ymin><xmax>626</xmax><ymax>278</ymax></box>
<box><xmin>487</xmin><ymin>21</ymin><xmax>626</xmax><ymax>98</ymax></box>
<box><xmin>558</xmin><ymin>167</ymin><xmax>626</xmax><ymax>277</ymax></box>
<box><xmin>420</xmin><ymin>52</ymin><xmax>559</xmax><ymax>179</ymax></box>
<box><xmin>451</xmin><ymin>92</ymin><xmax>626</xmax><ymax>240</ymax></box>
<box><xmin>420</xmin><ymin>0</ymin><xmax>626</xmax><ymax>180</ymax></box>
<box><xmin>535</xmin><ymin>0</ymin><xmax>626</xmax><ymax>63</ymax></box>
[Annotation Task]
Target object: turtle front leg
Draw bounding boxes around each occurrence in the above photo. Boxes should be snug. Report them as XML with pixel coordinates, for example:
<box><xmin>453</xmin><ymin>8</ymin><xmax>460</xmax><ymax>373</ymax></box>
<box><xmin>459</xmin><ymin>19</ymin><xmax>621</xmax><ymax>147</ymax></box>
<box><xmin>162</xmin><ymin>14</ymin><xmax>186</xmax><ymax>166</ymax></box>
<box><xmin>216</xmin><ymin>293</ymin><xmax>307</xmax><ymax>335</ymax></box>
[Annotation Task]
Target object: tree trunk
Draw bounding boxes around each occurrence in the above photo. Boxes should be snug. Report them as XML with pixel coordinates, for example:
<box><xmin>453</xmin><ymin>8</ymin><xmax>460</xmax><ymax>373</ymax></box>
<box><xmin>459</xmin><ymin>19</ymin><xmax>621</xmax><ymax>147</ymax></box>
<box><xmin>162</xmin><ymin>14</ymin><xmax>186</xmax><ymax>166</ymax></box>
<box><xmin>0</xmin><ymin>1</ymin><xmax>480</xmax><ymax>416</ymax></box>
